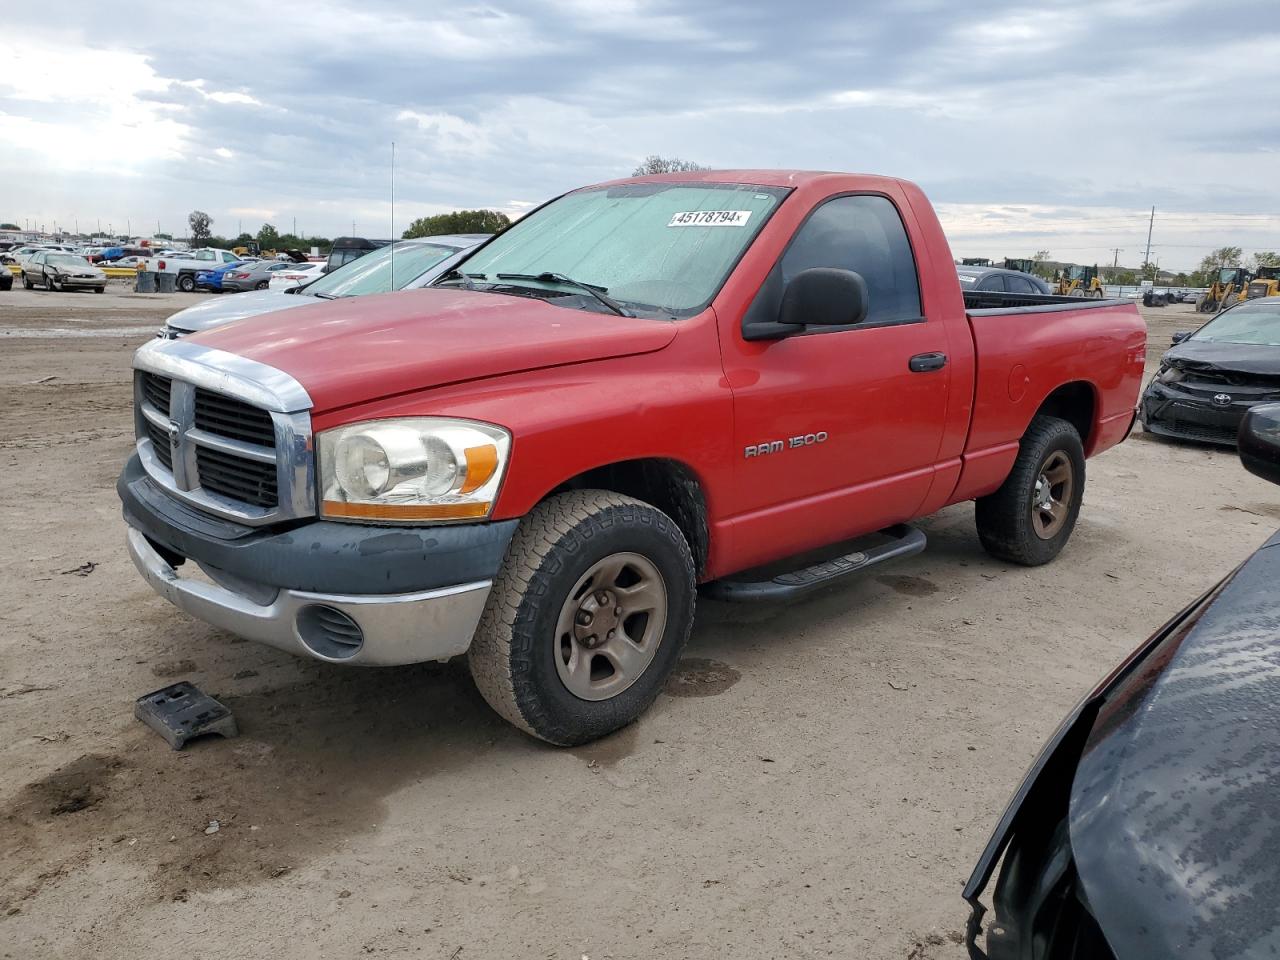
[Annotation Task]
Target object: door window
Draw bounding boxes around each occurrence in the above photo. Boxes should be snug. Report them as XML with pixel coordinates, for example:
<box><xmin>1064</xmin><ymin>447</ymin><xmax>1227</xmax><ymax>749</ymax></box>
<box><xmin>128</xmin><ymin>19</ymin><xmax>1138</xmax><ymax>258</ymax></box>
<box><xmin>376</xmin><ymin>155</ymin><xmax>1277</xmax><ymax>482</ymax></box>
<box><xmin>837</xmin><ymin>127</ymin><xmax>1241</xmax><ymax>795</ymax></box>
<box><xmin>779</xmin><ymin>195</ymin><xmax>922</xmax><ymax>324</ymax></box>
<box><xmin>977</xmin><ymin>274</ymin><xmax>1006</xmax><ymax>292</ymax></box>
<box><xmin>1005</xmin><ymin>275</ymin><xmax>1036</xmax><ymax>294</ymax></box>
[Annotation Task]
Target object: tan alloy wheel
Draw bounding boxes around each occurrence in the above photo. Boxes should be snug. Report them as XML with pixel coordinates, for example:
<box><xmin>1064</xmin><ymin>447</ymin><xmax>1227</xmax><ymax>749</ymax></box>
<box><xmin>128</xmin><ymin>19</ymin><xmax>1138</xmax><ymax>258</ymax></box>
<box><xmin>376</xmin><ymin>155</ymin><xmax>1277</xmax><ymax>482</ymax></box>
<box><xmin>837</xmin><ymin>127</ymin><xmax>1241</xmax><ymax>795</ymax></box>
<box><xmin>554</xmin><ymin>552</ymin><xmax>668</xmax><ymax>702</ymax></box>
<box><xmin>1031</xmin><ymin>450</ymin><xmax>1073</xmax><ymax>539</ymax></box>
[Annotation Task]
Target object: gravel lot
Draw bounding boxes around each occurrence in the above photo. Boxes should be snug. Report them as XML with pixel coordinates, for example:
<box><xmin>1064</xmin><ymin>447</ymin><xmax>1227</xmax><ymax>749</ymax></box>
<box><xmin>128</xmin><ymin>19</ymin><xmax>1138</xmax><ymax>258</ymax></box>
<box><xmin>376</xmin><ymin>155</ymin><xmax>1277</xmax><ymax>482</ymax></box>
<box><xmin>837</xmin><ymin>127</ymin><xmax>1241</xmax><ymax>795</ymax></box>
<box><xmin>2</xmin><ymin>286</ymin><xmax>1275</xmax><ymax>959</ymax></box>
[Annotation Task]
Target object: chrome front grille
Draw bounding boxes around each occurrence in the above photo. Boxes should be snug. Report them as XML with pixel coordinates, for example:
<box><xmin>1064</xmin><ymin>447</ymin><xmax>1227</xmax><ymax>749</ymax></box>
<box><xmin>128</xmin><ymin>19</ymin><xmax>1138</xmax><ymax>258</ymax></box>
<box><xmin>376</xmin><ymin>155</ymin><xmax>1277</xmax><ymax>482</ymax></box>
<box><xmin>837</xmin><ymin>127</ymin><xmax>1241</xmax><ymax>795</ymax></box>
<box><xmin>131</xmin><ymin>339</ymin><xmax>314</xmax><ymax>526</ymax></box>
<box><xmin>194</xmin><ymin>389</ymin><xmax>277</xmax><ymax>446</ymax></box>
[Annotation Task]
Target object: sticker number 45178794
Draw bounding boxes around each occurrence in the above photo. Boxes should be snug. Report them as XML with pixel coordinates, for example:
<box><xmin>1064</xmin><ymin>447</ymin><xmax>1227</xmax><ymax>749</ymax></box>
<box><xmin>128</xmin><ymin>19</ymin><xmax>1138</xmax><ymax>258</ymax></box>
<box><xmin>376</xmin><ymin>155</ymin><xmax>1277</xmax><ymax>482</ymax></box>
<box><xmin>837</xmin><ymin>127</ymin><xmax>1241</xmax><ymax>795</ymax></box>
<box><xmin>667</xmin><ymin>210</ymin><xmax>753</xmax><ymax>227</ymax></box>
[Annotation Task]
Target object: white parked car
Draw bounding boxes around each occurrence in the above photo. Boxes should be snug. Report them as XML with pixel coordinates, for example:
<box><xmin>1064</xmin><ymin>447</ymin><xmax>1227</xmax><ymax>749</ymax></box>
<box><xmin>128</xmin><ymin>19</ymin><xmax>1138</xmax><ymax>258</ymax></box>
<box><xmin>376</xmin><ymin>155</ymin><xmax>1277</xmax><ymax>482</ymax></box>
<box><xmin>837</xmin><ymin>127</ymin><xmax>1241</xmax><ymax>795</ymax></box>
<box><xmin>267</xmin><ymin>261</ymin><xmax>326</xmax><ymax>291</ymax></box>
<box><xmin>162</xmin><ymin>234</ymin><xmax>488</xmax><ymax>336</ymax></box>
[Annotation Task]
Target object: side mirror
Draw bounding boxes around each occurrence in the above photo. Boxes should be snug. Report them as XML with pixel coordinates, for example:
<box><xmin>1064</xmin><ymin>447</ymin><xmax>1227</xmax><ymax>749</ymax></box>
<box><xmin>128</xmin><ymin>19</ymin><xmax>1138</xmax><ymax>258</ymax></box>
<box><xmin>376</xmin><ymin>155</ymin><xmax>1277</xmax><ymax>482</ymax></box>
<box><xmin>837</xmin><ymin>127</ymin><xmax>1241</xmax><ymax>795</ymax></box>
<box><xmin>1171</xmin><ymin>331</ymin><xmax>1191</xmax><ymax>344</ymax></box>
<box><xmin>1239</xmin><ymin>403</ymin><xmax>1280</xmax><ymax>485</ymax></box>
<box><xmin>779</xmin><ymin>268</ymin><xmax>869</xmax><ymax>328</ymax></box>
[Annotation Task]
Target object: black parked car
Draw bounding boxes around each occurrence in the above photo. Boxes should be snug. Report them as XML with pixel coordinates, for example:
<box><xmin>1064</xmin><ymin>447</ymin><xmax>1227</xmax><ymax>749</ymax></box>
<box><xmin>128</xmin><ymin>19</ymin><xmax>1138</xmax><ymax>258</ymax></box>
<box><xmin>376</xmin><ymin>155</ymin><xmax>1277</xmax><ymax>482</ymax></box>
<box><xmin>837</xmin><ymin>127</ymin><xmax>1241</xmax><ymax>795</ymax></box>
<box><xmin>1140</xmin><ymin>295</ymin><xmax>1280</xmax><ymax>446</ymax></box>
<box><xmin>963</xmin><ymin>403</ymin><xmax>1280</xmax><ymax>959</ymax></box>
<box><xmin>956</xmin><ymin>265</ymin><xmax>1054</xmax><ymax>296</ymax></box>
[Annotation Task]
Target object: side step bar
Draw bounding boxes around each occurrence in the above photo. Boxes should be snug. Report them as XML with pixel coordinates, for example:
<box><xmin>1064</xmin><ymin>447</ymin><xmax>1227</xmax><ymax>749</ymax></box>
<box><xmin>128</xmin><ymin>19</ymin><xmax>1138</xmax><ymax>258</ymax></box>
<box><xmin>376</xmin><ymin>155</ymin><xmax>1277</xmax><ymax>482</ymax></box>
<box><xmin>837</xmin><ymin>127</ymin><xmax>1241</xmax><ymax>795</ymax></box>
<box><xmin>703</xmin><ymin>524</ymin><xmax>927</xmax><ymax>602</ymax></box>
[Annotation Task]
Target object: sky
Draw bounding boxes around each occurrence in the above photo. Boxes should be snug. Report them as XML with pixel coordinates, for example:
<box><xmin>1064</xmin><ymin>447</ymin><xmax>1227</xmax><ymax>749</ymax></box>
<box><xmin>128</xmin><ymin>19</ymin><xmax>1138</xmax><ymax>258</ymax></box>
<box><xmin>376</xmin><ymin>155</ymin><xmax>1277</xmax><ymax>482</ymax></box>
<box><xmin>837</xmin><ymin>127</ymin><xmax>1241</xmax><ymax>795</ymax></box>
<box><xmin>2</xmin><ymin>0</ymin><xmax>1278</xmax><ymax>271</ymax></box>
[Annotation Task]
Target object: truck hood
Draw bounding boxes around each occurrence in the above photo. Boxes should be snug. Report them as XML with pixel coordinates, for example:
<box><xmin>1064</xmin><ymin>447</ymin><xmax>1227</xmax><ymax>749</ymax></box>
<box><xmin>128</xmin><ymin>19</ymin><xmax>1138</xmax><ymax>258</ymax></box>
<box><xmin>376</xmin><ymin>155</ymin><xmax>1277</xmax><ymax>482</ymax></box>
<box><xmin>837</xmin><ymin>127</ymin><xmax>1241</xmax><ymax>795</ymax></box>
<box><xmin>1067</xmin><ymin>529</ymin><xmax>1280</xmax><ymax>959</ymax></box>
<box><xmin>191</xmin><ymin>287</ymin><xmax>678</xmax><ymax>412</ymax></box>
<box><xmin>1164</xmin><ymin>339</ymin><xmax>1280</xmax><ymax>377</ymax></box>
<box><xmin>167</xmin><ymin>289</ymin><xmax>311</xmax><ymax>333</ymax></box>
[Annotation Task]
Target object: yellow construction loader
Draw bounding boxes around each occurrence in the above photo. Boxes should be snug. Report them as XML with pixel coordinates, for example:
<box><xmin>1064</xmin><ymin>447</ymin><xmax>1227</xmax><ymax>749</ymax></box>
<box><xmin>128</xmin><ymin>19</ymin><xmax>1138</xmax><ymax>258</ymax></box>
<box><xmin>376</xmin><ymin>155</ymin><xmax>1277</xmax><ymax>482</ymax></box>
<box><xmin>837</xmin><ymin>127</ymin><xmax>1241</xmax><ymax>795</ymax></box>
<box><xmin>1055</xmin><ymin>265</ymin><xmax>1104</xmax><ymax>298</ymax></box>
<box><xmin>1198</xmin><ymin>267</ymin><xmax>1252</xmax><ymax>312</ymax></box>
<box><xmin>1244</xmin><ymin>265</ymin><xmax>1280</xmax><ymax>300</ymax></box>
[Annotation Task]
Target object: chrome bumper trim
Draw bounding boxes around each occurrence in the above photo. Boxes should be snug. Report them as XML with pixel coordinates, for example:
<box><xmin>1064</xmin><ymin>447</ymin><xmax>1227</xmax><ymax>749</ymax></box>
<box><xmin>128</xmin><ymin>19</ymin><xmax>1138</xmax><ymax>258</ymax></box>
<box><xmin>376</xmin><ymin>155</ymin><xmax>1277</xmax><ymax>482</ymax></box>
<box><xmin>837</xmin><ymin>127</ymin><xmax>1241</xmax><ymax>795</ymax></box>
<box><xmin>127</xmin><ymin>527</ymin><xmax>491</xmax><ymax>666</ymax></box>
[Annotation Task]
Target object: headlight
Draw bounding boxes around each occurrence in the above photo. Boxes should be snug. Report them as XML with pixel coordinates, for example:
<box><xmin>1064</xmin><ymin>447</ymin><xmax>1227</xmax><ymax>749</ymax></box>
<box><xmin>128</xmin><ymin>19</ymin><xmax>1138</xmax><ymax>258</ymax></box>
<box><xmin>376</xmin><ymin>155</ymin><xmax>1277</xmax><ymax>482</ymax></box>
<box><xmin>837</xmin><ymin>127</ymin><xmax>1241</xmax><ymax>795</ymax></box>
<box><xmin>318</xmin><ymin>417</ymin><xmax>510</xmax><ymax>523</ymax></box>
<box><xmin>1156</xmin><ymin>364</ymin><xmax>1184</xmax><ymax>384</ymax></box>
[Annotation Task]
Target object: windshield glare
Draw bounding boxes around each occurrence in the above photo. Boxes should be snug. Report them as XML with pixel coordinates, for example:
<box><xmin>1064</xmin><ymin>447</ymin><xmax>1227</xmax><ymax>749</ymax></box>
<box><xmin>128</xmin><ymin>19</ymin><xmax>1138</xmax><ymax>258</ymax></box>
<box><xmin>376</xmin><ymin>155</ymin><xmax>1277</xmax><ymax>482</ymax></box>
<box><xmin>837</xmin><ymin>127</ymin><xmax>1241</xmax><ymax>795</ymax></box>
<box><xmin>304</xmin><ymin>241</ymin><xmax>458</xmax><ymax>297</ymax></box>
<box><xmin>1191</xmin><ymin>302</ymin><xmax>1280</xmax><ymax>346</ymax></box>
<box><xmin>452</xmin><ymin>182</ymin><xmax>788</xmax><ymax>316</ymax></box>
<box><xmin>50</xmin><ymin>255</ymin><xmax>91</xmax><ymax>268</ymax></box>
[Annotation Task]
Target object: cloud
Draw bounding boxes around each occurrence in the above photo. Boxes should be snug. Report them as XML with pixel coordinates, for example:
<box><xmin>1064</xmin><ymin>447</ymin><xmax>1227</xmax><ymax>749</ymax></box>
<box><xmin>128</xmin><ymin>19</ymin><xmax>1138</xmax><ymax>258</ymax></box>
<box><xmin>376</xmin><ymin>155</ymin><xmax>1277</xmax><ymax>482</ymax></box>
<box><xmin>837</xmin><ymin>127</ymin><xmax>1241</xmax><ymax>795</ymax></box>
<box><xmin>0</xmin><ymin>0</ymin><xmax>1277</xmax><ymax>268</ymax></box>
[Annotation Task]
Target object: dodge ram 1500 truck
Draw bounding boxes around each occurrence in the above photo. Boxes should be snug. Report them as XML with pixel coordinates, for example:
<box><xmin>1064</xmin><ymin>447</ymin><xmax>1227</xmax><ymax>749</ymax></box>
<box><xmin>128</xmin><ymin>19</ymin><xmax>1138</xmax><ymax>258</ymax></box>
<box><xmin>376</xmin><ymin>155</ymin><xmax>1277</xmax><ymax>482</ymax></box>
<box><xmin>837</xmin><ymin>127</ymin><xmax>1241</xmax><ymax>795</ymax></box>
<box><xmin>119</xmin><ymin>170</ymin><xmax>1145</xmax><ymax>745</ymax></box>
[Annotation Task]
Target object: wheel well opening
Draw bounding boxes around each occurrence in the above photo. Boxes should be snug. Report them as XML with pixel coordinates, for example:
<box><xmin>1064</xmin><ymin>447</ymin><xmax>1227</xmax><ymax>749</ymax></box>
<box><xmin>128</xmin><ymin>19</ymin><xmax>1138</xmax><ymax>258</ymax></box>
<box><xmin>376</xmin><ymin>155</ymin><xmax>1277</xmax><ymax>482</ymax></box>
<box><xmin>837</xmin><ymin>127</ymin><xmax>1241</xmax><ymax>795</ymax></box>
<box><xmin>1035</xmin><ymin>382</ymin><xmax>1095</xmax><ymax>447</ymax></box>
<box><xmin>551</xmin><ymin>459</ymin><xmax>709</xmax><ymax>576</ymax></box>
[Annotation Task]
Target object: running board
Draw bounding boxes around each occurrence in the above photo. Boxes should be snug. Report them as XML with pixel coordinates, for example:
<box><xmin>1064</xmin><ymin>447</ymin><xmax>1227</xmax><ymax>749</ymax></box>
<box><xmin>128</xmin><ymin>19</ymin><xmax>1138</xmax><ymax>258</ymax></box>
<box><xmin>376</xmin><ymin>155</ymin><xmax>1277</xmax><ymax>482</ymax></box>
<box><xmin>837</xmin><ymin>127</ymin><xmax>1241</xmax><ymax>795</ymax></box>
<box><xmin>703</xmin><ymin>524</ymin><xmax>927</xmax><ymax>602</ymax></box>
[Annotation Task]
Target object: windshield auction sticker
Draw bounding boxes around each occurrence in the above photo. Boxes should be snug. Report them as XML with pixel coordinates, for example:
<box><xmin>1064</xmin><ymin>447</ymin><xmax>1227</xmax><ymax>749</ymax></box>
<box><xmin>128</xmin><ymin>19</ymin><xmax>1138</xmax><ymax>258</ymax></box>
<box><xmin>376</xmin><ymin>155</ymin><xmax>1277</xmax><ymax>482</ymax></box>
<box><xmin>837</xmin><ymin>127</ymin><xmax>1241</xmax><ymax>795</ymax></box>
<box><xmin>667</xmin><ymin>210</ymin><xmax>753</xmax><ymax>227</ymax></box>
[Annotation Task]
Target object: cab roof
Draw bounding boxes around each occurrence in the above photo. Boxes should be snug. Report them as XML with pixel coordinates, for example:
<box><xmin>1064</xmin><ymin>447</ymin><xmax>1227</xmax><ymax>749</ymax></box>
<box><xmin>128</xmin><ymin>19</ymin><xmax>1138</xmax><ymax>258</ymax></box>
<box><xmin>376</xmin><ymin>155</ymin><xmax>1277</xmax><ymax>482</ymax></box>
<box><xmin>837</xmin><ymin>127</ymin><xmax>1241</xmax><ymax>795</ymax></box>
<box><xmin>596</xmin><ymin>169</ymin><xmax>906</xmax><ymax>191</ymax></box>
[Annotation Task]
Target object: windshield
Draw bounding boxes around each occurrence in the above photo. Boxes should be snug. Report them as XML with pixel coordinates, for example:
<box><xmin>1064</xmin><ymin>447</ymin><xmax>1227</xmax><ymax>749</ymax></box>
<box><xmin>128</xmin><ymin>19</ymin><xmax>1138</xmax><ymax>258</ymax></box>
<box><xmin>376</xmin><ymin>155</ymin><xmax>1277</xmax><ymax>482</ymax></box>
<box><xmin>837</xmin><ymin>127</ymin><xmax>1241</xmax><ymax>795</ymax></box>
<box><xmin>1218</xmin><ymin>268</ymin><xmax>1242</xmax><ymax>283</ymax></box>
<box><xmin>449</xmin><ymin>182</ymin><xmax>789</xmax><ymax>317</ymax></box>
<box><xmin>1191</xmin><ymin>301</ymin><xmax>1280</xmax><ymax>346</ymax></box>
<box><xmin>304</xmin><ymin>241</ymin><xmax>459</xmax><ymax>297</ymax></box>
<box><xmin>49</xmin><ymin>255</ymin><xmax>91</xmax><ymax>268</ymax></box>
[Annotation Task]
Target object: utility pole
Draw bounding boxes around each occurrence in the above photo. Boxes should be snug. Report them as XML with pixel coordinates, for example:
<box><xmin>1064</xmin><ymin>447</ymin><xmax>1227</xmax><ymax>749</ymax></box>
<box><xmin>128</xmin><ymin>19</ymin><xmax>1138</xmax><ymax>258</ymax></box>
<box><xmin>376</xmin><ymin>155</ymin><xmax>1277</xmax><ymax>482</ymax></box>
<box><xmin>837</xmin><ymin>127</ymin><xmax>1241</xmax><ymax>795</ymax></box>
<box><xmin>293</xmin><ymin>216</ymin><xmax>297</xmax><ymax>237</ymax></box>
<box><xmin>1110</xmin><ymin>248</ymin><xmax>1123</xmax><ymax>268</ymax></box>
<box><xmin>1143</xmin><ymin>206</ymin><xmax>1155</xmax><ymax>267</ymax></box>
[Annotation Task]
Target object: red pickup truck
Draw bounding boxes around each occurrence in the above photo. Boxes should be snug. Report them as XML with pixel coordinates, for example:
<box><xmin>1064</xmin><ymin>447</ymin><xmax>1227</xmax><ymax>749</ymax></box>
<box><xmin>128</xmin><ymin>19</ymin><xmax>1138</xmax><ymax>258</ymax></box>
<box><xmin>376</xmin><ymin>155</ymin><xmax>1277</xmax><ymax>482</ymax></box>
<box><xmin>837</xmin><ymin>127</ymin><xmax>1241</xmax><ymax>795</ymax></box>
<box><xmin>119</xmin><ymin>170</ymin><xmax>1145</xmax><ymax>744</ymax></box>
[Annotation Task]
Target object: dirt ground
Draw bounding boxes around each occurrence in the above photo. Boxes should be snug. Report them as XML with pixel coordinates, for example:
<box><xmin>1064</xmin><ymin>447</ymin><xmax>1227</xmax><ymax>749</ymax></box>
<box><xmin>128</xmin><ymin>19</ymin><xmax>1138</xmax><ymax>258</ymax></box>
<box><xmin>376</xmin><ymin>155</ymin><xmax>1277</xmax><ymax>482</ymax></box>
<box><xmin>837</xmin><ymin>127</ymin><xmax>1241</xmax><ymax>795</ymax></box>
<box><xmin>2</xmin><ymin>285</ymin><xmax>1275</xmax><ymax>960</ymax></box>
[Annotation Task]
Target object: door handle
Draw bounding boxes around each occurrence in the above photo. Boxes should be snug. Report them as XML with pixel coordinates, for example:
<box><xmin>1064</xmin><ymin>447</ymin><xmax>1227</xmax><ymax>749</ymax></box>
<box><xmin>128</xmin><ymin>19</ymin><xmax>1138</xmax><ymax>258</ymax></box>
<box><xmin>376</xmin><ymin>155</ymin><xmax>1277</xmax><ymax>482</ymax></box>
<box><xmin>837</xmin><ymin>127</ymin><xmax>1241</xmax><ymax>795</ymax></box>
<box><xmin>909</xmin><ymin>352</ymin><xmax>948</xmax><ymax>373</ymax></box>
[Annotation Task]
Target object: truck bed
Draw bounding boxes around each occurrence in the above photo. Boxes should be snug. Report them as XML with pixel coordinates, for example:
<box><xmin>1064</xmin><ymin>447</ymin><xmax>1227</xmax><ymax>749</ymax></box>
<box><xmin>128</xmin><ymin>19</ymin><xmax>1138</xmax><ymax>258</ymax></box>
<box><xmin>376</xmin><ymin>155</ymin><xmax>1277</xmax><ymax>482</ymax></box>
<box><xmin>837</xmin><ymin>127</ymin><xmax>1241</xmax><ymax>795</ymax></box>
<box><xmin>963</xmin><ymin>291</ymin><xmax>1122</xmax><ymax>313</ymax></box>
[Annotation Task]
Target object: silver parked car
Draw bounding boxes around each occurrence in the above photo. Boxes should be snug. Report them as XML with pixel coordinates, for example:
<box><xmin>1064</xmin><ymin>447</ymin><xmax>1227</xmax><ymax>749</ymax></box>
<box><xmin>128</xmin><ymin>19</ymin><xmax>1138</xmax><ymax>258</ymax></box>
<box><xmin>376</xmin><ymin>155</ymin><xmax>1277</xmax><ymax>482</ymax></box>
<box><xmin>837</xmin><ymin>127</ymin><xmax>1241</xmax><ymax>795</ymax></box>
<box><xmin>22</xmin><ymin>251</ymin><xmax>108</xmax><ymax>292</ymax></box>
<box><xmin>218</xmin><ymin>258</ymin><xmax>309</xmax><ymax>293</ymax></box>
<box><xmin>163</xmin><ymin>233</ymin><xmax>489</xmax><ymax>336</ymax></box>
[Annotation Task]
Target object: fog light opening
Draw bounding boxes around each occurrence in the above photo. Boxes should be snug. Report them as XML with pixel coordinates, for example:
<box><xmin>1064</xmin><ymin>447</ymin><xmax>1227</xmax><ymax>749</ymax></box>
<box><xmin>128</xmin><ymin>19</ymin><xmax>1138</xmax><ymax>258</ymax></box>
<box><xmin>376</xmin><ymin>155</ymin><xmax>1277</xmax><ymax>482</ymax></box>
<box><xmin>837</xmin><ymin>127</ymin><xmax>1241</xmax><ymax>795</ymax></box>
<box><xmin>296</xmin><ymin>605</ymin><xmax>365</xmax><ymax>660</ymax></box>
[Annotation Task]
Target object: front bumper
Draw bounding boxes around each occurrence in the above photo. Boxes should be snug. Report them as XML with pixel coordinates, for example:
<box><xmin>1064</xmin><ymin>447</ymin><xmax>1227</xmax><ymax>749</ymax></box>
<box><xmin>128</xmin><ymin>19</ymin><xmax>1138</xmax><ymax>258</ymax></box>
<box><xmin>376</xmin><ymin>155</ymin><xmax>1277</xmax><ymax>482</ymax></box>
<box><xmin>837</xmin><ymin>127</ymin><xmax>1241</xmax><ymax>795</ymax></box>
<box><xmin>119</xmin><ymin>453</ymin><xmax>518</xmax><ymax>665</ymax></box>
<box><xmin>127</xmin><ymin>528</ymin><xmax>492</xmax><ymax>665</ymax></box>
<box><xmin>56</xmin><ymin>276</ymin><xmax>105</xmax><ymax>288</ymax></box>
<box><xmin>1139</xmin><ymin>381</ymin><xmax>1250</xmax><ymax>446</ymax></box>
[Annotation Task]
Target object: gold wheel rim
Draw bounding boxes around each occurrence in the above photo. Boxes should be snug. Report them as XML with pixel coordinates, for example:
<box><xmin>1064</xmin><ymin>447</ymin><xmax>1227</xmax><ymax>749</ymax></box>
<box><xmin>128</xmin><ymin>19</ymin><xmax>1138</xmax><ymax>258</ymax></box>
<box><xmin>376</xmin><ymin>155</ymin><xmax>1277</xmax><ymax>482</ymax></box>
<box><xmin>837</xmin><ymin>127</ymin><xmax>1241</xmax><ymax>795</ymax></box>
<box><xmin>1031</xmin><ymin>451</ymin><xmax>1073</xmax><ymax>540</ymax></box>
<box><xmin>553</xmin><ymin>552</ymin><xmax>668</xmax><ymax>702</ymax></box>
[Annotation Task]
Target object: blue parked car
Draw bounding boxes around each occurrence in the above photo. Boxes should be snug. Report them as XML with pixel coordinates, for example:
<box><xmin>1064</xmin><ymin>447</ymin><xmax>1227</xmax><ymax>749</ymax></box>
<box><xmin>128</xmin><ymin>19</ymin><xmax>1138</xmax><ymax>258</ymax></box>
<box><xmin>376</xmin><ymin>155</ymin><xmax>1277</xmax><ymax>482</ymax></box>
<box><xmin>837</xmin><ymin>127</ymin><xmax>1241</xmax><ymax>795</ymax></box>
<box><xmin>195</xmin><ymin>260</ymin><xmax>249</xmax><ymax>292</ymax></box>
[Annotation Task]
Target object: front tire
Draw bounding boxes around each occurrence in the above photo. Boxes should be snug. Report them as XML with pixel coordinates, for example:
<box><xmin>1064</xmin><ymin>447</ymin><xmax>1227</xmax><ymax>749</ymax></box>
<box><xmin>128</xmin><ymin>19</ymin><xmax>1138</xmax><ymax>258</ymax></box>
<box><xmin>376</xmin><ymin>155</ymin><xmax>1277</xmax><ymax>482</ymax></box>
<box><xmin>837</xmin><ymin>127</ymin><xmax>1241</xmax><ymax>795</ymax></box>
<box><xmin>177</xmin><ymin>274</ymin><xmax>195</xmax><ymax>292</ymax></box>
<box><xmin>976</xmin><ymin>416</ymin><xmax>1086</xmax><ymax>566</ymax></box>
<box><xmin>469</xmin><ymin>490</ymin><xmax>696</xmax><ymax>746</ymax></box>
<box><xmin>94</xmin><ymin>286</ymin><xmax>105</xmax><ymax>294</ymax></box>
<box><xmin>45</xmin><ymin>273</ymin><xmax>58</xmax><ymax>291</ymax></box>
<box><xmin>22</xmin><ymin>273</ymin><xmax>32</xmax><ymax>289</ymax></box>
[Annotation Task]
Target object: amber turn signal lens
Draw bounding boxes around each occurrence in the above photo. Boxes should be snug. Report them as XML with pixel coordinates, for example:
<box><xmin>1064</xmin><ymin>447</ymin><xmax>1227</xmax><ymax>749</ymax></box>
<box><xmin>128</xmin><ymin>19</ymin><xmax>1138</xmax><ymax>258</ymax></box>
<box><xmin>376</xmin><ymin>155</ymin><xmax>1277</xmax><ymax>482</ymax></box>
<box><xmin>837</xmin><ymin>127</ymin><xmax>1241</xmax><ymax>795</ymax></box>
<box><xmin>460</xmin><ymin>444</ymin><xmax>499</xmax><ymax>494</ymax></box>
<box><xmin>321</xmin><ymin>501</ymin><xmax>491</xmax><ymax>521</ymax></box>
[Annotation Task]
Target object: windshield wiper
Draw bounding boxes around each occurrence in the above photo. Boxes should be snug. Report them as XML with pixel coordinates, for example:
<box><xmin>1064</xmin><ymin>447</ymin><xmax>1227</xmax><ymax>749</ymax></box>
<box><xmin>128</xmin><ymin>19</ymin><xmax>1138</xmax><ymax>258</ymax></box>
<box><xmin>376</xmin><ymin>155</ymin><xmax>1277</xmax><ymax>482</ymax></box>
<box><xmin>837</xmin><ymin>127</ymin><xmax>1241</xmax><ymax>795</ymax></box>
<box><xmin>309</xmin><ymin>291</ymin><xmax>336</xmax><ymax>299</ymax></box>
<box><xmin>495</xmin><ymin>272</ymin><xmax>632</xmax><ymax>317</ymax></box>
<box><xmin>434</xmin><ymin>268</ymin><xmax>487</xmax><ymax>289</ymax></box>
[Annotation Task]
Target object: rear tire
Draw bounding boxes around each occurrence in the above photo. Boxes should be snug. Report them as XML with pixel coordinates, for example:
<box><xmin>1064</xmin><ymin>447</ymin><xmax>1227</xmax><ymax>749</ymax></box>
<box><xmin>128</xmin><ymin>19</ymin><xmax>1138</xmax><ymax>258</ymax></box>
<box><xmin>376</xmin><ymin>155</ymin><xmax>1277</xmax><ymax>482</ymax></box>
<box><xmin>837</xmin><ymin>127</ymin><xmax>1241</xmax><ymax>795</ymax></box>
<box><xmin>469</xmin><ymin>490</ymin><xmax>696</xmax><ymax>746</ymax></box>
<box><xmin>255</xmin><ymin>280</ymin><xmax>269</xmax><ymax>290</ymax></box>
<box><xmin>976</xmin><ymin>416</ymin><xmax>1086</xmax><ymax>566</ymax></box>
<box><xmin>177</xmin><ymin>274</ymin><xmax>195</xmax><ymax>293</ymax></box>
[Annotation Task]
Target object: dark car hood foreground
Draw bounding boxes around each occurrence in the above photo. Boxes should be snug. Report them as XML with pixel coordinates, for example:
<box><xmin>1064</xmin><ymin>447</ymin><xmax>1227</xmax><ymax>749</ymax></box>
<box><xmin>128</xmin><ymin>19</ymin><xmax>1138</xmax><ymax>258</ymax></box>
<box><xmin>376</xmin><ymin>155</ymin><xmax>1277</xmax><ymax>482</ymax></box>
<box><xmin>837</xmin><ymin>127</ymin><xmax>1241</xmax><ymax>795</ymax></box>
<box><xmin>965</xmin><ymin>529</ymin><xmax>1280</xmax><ymax>958</ymax></box>
<box><xmin>1067</xmin><ymin>530</ymin><xmax>1280</xmax><ymax>958</ymax></box>
<box><xmin>1165</xmin><ymin>339</ymin><xmax>1280</xmax><ymax>377</ymax></box>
